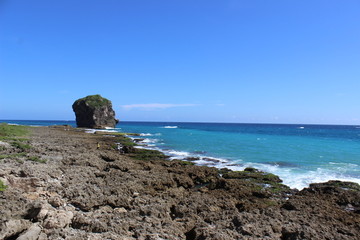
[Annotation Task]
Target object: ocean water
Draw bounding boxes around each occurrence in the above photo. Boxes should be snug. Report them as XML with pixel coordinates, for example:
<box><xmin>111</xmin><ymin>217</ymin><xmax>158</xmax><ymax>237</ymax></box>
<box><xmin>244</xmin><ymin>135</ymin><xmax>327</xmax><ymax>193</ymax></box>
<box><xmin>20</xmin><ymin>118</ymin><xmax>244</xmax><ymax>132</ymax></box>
<box><xmin>2</xmin><ymin>120</ymin><xmax>360</xmax><ymax>190</ymax></box>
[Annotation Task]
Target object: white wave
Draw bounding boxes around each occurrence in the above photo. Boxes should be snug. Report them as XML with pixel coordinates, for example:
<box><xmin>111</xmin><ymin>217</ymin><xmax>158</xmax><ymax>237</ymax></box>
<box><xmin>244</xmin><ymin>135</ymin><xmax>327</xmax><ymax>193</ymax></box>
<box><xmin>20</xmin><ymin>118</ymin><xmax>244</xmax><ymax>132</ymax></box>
<box><xmin>134</xmin><ymin>145</ymin><xmax>147</xmax><ymax>149</ymax></box>
<box><xmin>84</xmin><ymin>129</ymin><xmax>119</xmax><ymax>134</ymax></box>
<box><xmin>96</xmin><ymin>129</ymin><xmax>118</xmax><ymax>133</ymax></box>
<box><xmin>85</xmin><ymin>129</ymin><xmax>96</xmax><ymax>134</ymax></box>
<box><xmin>281</xmin><ymin>169</ymin><xmax>360</xmax><ymax>190</ymax></box>
<box><xmin>140</xmin><ymin>133</ymin><xmax>153</xmax><ymax>136</ymax></box>
<box><xmin>223</xmin><ymin>161</ymin><xmax>360</xmax><ymax>190</ymax></box>
<box><xmin>193</xmin><ymin>157</ymin><xmax>230</xmax><ymax>166</ymax></box>
<box><xmin>201</xmin><ymin>156</ymin><xmax>229</xmax><ymax>163</ymax></box>
<box><xmin>329</xmin><ymin>162</ymin><xmax>358</xmax><ymax>167</ymax></box>
<box><xmin>167</xmin><ymin>150</ymin><xmax>190</xmax><ymax>157</ymax></box>
<box><xmin>140</xmin><ymin>138</ymin><xmax>158</xmax><ymax>144</ymax></box>
<box><xmin>298</xmin><ymin>126</ymin><xmax>305</xmax><ymax>129</ymax></box>
<box><xmin>163</xmin><ymin>126</ymin><xmax>178</xmax><ymax>129</ymax></box>
<box><xmin>193</xmin><ymin>159</ymin><xmax>215</xmax><ymax>166</ymax></box>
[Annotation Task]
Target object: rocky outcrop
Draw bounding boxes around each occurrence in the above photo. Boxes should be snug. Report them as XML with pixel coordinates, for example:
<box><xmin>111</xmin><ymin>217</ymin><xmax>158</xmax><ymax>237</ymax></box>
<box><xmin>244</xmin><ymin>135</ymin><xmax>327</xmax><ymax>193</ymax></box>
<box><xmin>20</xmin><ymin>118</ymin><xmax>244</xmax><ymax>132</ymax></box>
<box><xmin>72</xmin><ymin>95</ymin><xmax>119</xmax><ymax>129</ymax></box>
<box><xmin>0</xmin><ymin>127</ymin><xmax>359</xmax><ymax>239</ymax></box>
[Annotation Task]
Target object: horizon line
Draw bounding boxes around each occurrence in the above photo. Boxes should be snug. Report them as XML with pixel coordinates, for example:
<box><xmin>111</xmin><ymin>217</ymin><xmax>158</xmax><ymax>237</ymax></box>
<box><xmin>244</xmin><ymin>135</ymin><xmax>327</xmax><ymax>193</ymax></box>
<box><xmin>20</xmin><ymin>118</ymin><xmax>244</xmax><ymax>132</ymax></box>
<box><xmin>1</xmin><ymin>119</ymin><xmax>359</xmax><ymax>127</ymax></box>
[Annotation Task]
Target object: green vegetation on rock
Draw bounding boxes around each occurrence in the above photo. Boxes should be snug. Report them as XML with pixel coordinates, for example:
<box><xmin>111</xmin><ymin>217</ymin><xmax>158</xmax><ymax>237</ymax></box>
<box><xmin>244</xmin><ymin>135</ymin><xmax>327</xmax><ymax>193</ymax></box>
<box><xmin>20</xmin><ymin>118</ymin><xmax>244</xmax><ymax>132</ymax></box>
<box><xmin>179</xmin><ymin>160</ymin><xmax>196</xmax><ymax>166</ymax></box>
<box><xmin>310</xmin><ymin>180</ymin><xmax>360</xmax><ymax>192</ymax></box>
<box><xmin>129</xmin><ymin>149</ymin><xmax>168</xmax><ymax>161</ymax></box>
<box><xmin>28</xmin><ymin>156</ymin><xmax>47</xmax><ymax>163</ymax></box>
<box><xmin>0</xmin><ymin>123</ymin><xmax>36</xmax><ymax>164</ymax></box>
<box><xmin>0</xmin><ymin>153</ymin><xmax>27</xmax><ymax>160</ymax></box>
<box><xmin>75</xmin><ymin>94</ymin><xmax>111</xmax><ymax>108</ymax></box>
<box><xmin>115</xmin><ymin>135</ymin><xmax>137</xmax><ymax>147</ymax></box>
<box><xmin>0</xmin><ymin>123</ymin><xmax>29</xmax><ymax>140</ymax></box>
<box><xmin>222</xmin><ymin>168</ymin><xmax>291</xmax><ymax>193</ymax></box>
<box><xmin>11</xmin><ymin>141</ymin><xmax>31</xmax><ymax>150</ymax></box>
<box><xmin>0</xmin><ymin>179</ymin><xmax>7</xmax><ymax>191</ymax></box>
<box><xmin>223</xmin><ymin>170</ymin><xmax>281</xmax><ymax>182</ymax></box>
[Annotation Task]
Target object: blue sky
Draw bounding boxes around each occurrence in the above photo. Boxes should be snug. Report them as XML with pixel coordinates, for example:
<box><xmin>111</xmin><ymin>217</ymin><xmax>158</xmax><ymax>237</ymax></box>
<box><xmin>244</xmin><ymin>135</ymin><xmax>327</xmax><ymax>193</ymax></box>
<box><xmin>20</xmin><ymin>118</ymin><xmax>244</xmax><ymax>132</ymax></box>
<box><xmin>1</xmin><ymin>0</ymin><xmax>359</xmax><ymax>124</ymax></box>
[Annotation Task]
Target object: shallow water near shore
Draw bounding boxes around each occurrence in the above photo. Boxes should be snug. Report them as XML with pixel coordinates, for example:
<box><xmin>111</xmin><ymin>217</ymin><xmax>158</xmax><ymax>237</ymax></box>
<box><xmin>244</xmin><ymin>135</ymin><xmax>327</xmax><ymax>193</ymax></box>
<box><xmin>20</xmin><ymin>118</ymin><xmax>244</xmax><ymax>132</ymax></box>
<box><xmin>2</xmin><ymin>120</ymin><xmax>360</xmax><ymax>189</ymax></box>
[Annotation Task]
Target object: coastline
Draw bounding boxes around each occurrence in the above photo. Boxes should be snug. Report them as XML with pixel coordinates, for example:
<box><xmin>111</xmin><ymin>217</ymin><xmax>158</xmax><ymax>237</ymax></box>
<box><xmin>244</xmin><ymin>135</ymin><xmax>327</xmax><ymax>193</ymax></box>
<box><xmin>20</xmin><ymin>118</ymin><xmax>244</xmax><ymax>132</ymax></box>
<box><xmin>2</xmin><ymin>120</ymin><xmax>360</xmax><ymax>190</ymax></box>
<box><xmin>120</xmin><ymin>122</ymin><xmax>360</xmax><ymax>190</ymax></box>
<box><xmin>0</xmin><ymin>125</ymin><xmax>359</xmax><ymax>239</ymax></box>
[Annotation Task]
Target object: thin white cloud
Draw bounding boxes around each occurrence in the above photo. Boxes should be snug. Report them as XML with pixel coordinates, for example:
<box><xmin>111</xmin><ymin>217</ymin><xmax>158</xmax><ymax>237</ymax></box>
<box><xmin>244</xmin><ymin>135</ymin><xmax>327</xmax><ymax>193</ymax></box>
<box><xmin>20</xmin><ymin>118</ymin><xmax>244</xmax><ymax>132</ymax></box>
<box><xmin>121</xmin><ymin>103</ymin><xmax>199</xmax><ymax>111</ymax></box>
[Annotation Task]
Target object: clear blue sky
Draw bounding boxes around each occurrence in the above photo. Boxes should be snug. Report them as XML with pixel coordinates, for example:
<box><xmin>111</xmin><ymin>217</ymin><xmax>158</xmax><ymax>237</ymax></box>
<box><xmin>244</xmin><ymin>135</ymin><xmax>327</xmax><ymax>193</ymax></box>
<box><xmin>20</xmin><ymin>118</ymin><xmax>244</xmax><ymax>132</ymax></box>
<box><xmin>1</xmin><ymin>0</ymin><xmax>359</xmax><ymax>124</ymax></box>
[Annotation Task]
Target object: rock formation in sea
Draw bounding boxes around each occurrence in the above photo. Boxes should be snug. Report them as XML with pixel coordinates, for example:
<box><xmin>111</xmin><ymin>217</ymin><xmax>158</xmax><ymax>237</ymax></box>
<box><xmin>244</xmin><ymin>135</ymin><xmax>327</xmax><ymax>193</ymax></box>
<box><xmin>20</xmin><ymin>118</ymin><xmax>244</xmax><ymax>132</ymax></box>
<box><xmin>72</xmin><ymin>94</ymin><xmax>119</xmax><ymax>128</ymax></box>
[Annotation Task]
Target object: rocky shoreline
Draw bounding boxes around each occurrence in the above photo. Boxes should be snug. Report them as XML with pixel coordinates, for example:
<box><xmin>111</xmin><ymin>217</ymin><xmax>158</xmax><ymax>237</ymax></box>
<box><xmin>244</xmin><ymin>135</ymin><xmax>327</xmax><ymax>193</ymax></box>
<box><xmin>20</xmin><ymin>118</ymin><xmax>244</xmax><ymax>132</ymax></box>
<box><xmin>0</xmin><ymin>125</ymin><xmax>359</xmax><ymax>239</ymax></box>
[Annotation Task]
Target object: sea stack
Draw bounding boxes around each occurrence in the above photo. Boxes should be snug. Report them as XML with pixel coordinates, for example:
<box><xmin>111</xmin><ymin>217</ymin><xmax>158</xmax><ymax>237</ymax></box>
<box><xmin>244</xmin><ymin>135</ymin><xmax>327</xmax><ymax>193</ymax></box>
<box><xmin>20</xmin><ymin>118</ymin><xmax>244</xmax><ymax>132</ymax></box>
<box><xmin>72</xmin><ymin>94</ymin><xmax>119</xmax><ymax>128</ymax></box>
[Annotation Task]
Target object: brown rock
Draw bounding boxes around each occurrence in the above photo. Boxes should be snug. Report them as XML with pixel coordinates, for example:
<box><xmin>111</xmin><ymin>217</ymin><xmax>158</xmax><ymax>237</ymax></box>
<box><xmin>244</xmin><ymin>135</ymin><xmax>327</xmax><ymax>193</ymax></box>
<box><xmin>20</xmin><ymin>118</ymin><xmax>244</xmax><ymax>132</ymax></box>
<box><xmin>43</xmin><ymin>210</ymin><xmax>74</xmax><ymax>229</ymax></box>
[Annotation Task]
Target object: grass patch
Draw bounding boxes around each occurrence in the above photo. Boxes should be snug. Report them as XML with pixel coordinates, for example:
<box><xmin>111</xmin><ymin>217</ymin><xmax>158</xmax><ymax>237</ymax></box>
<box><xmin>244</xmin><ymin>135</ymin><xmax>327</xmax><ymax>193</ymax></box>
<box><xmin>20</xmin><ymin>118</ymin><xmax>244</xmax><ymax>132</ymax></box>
<box><xmin>0</xmin><ymin>153</ymin><xmax>27</xmax><ymax>160</ymax></box>
<box><xmin>0</xmin><ymin>123</ymin><xmax>29</xmax><ymax>138</ymax></box>
<box><xmin>11</xmin><ymin>141</ymin><xmax>31</xmax><ymax>150</ymax></box>
<box><xmin>0</xmin><ymin>137</ymin><xmax>29</xmax><ymax>142</ymax></box>
<box><xmin>0</xmin><ymin>180</ymin><xmax>7</xmax><ymax>191</ymax></box>
<box><xmin>28</xmin><ymin>156</ymin><xmax>46</xmax><ymax>163</ymax></box>
<box><xmin>0</xmin><ymin>124</ymin><xmax>32</xmax><ymax>158</ymax></box>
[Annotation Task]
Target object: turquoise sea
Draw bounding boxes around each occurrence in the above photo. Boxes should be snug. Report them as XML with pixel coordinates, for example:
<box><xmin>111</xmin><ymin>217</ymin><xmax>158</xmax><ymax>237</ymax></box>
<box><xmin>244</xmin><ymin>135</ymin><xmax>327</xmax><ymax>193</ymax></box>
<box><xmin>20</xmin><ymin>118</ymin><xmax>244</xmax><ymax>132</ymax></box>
<box><xmin>2</xmin><ymin>120</ymin><xmax>360</xmax><ymax>190</ymax></box>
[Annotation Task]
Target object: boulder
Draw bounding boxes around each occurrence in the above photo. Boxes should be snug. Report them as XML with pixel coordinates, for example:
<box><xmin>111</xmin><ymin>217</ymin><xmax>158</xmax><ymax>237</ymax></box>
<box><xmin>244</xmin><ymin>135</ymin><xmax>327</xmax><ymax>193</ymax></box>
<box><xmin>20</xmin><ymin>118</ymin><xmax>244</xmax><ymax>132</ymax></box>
<box><xmin>43</xmin><ymin>210</ymin><xmax>74</xmax><ymax>229</ymax></box>
<box><xmin>0</xmin><ymin>219</ymin><xmax>32</xmax><ymax>239</ymax></box>
<box><xmin>72</xmin><ymin>95</ymin><xmax>119</xmax><ymax>128</ymax></box>
<box><xmin>16</xmin><ymin>223</ymin><xmax>42</xmax><ymax>240</ymax></box>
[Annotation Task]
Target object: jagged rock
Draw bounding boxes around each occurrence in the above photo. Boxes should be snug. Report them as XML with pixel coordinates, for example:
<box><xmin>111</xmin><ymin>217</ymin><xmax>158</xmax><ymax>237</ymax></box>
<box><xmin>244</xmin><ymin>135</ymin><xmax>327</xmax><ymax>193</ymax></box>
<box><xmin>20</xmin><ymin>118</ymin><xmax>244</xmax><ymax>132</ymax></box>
<box><xmin>222</xmin><ymin>168</ymin><xmax>283</xmax><ymax>183</ymax></box>
<box><xmin>43</xmin><ymin>210</ymin><xmax>74</xmax><ymax>229</ymax></box>
<box><xmin>72</xmin><ymin>94</ymin><xmax>119</xmax><ymax>129</ymax></box>
<box><xmin>0</xmin><ymin>219</ymin><xmax>32</xmax><ymax>239</ymax></box>
<box><xmin>17</xmin><ymin>223</ymin><xmax>42</xmax><ymax>240</ymax></box>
